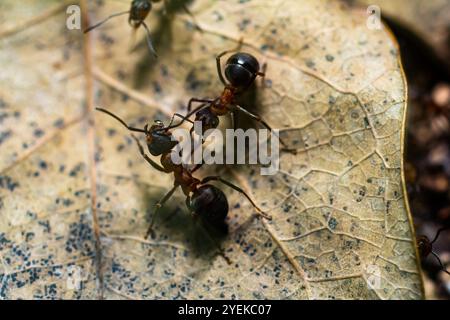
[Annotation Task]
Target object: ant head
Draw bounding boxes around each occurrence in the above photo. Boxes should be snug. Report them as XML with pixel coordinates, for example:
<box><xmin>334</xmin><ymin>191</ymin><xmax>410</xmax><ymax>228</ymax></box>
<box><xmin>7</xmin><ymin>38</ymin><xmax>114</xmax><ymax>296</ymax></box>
<box><xmin>189</xmin><ymin>185</ymin><xmax>229</xmax><ymax>225</ymax></box>
<box><xmin>131</xmin><ymin>0</ymin><xmax>152</xmax><ymax>12</ymax></box>
<box><xmin>129</xmin><ymin>0</ymin><xmax>152</xmax><ymax>27</ymax></box>
<box><xmin>146</xmin><ymin>120</ymin><xmax>178</xmax><ymax>156</ymax></box>
<box><xmin>417</xmin><ymin>235</ymin><xmax>432</xmax><ymax>258</ymax></box>
<box><xmin>224</xmin><ymin>52</ymin><xmax>261</xmax><ymax>89</ymax></box>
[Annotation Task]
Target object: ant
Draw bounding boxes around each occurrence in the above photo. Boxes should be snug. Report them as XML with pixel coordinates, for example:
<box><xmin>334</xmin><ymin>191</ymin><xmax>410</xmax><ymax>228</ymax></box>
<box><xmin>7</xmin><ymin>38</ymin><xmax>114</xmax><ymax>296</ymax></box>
<box><xmin>163</xmin><ymin>43</ymin><xmax>296</xmax><ymax>153</ymax></box>
<box><xmin>96</xmin><ymin>107</ymin><xmax>272</xmax><ymax>262</ymax></box>
<box><xmin>417</xmin><ymin>226</ymin><xmax>450</xmax><ymax>275</ymax></box>
<box><xmin>84</xmin><ymin>0</ymin><xmax>201</xmax><ymax>57</ymax></box>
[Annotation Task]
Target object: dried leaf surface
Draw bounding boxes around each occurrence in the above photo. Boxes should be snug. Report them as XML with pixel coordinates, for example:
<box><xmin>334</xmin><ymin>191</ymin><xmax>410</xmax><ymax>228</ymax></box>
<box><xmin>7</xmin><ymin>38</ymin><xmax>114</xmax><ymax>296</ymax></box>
<box><xmin>356</xmin><ymin>0</ymin><xmax>450</xmax><ymax>66</ymax></box>
<box><xmin>0</xmin><ymin>0</ymin><xmax>423</xmax><ymax>299</ymax></box>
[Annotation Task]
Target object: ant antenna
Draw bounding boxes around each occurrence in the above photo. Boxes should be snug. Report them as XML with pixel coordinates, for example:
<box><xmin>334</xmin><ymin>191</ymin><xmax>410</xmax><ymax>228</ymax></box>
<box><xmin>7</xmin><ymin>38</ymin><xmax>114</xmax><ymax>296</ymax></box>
<box><xmin>84</xmin><ymin>11</ymin><xmax>130</xmax><ymax>33</ymax></box>
<box><xmin>141</xmin><ymin>22</ymin><xmax>158</xmax><ymax>58</ymax></box>
<box><xmin>96</xmin><ymin>107</ymin><xmax>146</xmax><ymax>133</ymax></box>
<box><xmin>421</xmin><ymin>226</ymin><xmax>450</xmax><ymax>275</ymax></box>
<box><xmin>431</xmin><ymin>226</ymin><xmax>450</xmax><ymax>244</ymax></box>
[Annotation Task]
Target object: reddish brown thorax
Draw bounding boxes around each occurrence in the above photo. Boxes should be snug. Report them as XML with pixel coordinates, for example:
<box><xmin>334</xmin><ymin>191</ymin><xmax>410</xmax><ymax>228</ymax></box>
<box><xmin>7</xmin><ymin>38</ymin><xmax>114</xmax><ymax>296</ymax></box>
<box><xmin>160</xmin><ymin>152</ymin><xmax>200</xmax><ymax>195</ymax></box>
<box><xmin>213</xmin><ymin>86</ymin><xmax>236</xmax><ymax>115</ymax></box>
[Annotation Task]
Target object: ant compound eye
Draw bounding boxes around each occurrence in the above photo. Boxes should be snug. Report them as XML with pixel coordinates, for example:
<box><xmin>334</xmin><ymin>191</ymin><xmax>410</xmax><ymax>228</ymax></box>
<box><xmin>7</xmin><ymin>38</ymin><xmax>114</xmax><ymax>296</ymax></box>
<box><xmin>190</xmin><ymin>185</ymin><xmax>229</xmax><ymax>224</ymax></box>
<box><xmin>224</xmin><ymin>52</ymin><xmax>260</xmax><ymax>88</ymax></box>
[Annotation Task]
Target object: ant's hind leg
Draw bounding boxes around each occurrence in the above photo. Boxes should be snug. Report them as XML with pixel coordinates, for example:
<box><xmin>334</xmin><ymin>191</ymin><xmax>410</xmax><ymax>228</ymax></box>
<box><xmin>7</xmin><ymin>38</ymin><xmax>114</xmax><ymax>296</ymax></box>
<box><xmin>194</xmin><ymin>216</ymin><xmax>232</xmax><ymax>265</ymax></box>
<box><xmin>145</xmin><ymin>184</ymin><xmax>179</xmax><ymax>239</ymax></box>
<box><xmin>200</xmin><ymin>176</ymin><xmax>272</xmax><ymax>220</ymax></box>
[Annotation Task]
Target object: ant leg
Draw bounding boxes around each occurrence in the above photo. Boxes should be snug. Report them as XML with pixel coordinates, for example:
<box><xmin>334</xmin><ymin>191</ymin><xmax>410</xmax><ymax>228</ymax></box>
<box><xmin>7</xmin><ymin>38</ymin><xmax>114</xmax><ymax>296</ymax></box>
<box><xmin>216</xmin><ymin>39</ymin><xmax>244</xmax><ymax>85</ymax></box>
<box><xmin>431</xmin><ymin>251</ymin><xmax>450</xmax><ymax>275</ymax></box>
<box><xmin>431</xmin><ymin>226</ymin><xmax>450</xmax><ymax>244</ymax></box>
<box><xmin>145</xmin><ymin>184</ymin><xmax>179</xmax><ymax>239</ymax></box>
<box><xmin>131</xmin><ymin>135</ymin><xmax>167</xmax><ymax>173</ymax></box>
<box><xmin>230</xmin><ymin>111</ymin><xmax>238</xmax><ymax>131</ymax></box>
<box><xmin>232</xmin><ymin>104</ymin><xmax>297</xmax><ymax>154</ymax></box>
<box><xmin>164</xmin><ymin>98</ymin><xmax>213</xmax><ymax>130</ymax></box>
<box><xmin>167</xmin><ymin>113</ymin><xmax>195</xmax><ymax>127</ymax></box>
<box><xmin>200</xmin><ymin>176</ymin><xmax>272</xmax><ymax>220</ymax></box>
<box><xmin>180</xmin><ymin>3</ymin><xmax>203</xmax><ymax>32</ymax></box>
<box><xmin>258</xmin><ymin>62</ymin><xmax>267</xmax><ymax>88</ymax></box>
<box><xmin>193</xmin><ymin>215</ymin><xmax>232</xmax><ymax>265</ymax></box>
<box><xmin>187</xmin><ymin>98</ymin><xmax>214</xmax><ymax>113</ymax></box>
<box><xmin>191</xmin><ymin>163</ymin><xmax>203</xmax><ymax>173</ymax></box>
<box><xmin>162</xmin><ymin>0</ymin><xmax>169</xmax><ymax>15</ymax></box>
<box><xmin>141</xmin><ymin>21</ymin><xmax>158</xmax><ymax>58</ymax></box>
<box><xmin>84</xmin><ymin>11</ymin><xmax>130</xmax><ymax>33</ymax></box>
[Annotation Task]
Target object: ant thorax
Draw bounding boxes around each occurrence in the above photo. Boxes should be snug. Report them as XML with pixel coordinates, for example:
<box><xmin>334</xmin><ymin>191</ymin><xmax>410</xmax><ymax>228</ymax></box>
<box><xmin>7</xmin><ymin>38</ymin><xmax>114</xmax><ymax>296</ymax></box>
<box><xmin>215</xmin><ymin>87</ymin><xmax>235</xmax><ymax>114</ymax></box>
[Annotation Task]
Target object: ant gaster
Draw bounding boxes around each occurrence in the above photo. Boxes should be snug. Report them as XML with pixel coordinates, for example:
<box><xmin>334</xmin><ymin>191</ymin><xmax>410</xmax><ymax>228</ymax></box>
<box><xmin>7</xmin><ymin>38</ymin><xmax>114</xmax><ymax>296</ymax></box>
<box><xmin>164</xmin><ymin>44</ymin><xmax>296</xmax><ymax>152</ymax></box>
<box><xmin>417</xmin><ymin>226</ymin><xmax>450</xmax><ymax>275</ymax></box>
<box><xmin>96</xmin><ymin>108</ymin><xmax>271</xmax><ymax>261</ymax></box>
<box><xmin>84</xmin><ymin>0</ymin><xmax>201</xmax><ymax>58</ymax></box>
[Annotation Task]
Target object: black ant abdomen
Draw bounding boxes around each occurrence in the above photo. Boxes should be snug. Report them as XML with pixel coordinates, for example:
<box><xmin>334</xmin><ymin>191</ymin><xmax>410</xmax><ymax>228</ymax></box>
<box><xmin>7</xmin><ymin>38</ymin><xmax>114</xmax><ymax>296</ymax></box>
<box><xmin>224</xmin><ymin>52</ymin><xmax>261</xmax><ymax>89</ymax></box>
<box><xmin>189</xmin><ymin>184</ymin><xmax>229</xmax><ymax>225</ymax></box>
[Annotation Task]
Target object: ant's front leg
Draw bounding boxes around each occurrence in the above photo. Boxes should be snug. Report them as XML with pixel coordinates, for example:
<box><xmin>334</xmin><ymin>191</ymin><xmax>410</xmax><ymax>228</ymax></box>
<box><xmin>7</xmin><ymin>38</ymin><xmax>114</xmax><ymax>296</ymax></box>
<box><xmin>165</xmin><ymin>98</ymin><xmax>213</xmax><ymax>130</ymax></box>
<box><xmin>167</xmin><ymin>113</ymin><xmax>195</xmax><ymax>127</ymax></box>
<box><xmin>145</xmin><ymin>184</ymin><xmax>179</xmax><ymax>239</ymax></box>
<box><xmin>200</xmin><ymin>176</ymin><xmax>272</xmax><ymax>220</ymax></box>
<box><xmin>232</xmin><ymin>104</ymin><xmax>297</xmax><ymax>154</ymax></box>
<box><xmin>141</xmin><ymin>21</ymin><xmax>158</xmax><ymax>58</ymax></box>
<box><xmin>131</xmin><ymin>134</ymin><xmax>167</xmax><ymax>172</ymax></box>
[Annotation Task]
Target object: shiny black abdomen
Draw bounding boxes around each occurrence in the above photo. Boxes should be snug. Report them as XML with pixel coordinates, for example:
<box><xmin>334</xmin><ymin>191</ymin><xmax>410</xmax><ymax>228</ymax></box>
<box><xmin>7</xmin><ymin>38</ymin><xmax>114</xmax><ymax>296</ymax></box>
<box><xmin>190</xmin><ymin>185</ymin><xmax>229</xmax><ymax>224</ymax></box>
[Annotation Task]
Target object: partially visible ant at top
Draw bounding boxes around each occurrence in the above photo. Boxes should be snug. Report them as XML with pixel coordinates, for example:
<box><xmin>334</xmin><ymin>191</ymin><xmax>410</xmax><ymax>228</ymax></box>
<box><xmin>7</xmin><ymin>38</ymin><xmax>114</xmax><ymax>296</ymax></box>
<box><xmin>96</xmin><ymin>107</ymin><xmax>272</xmax><ymax>264</ymax></box>
<box><xmin>84</xmin><ymin>0</ymin><xmax>202</xmax><ymax>58</ymax></box>
<box><xmin>417</xmin><ymin>226</ymin><xmax>450</xmax><ymax>275</ymax></box>
<box><xmin>163</xmin><ymin>41</ymin><xmax>296</xmax><ymax>153</ymax></box>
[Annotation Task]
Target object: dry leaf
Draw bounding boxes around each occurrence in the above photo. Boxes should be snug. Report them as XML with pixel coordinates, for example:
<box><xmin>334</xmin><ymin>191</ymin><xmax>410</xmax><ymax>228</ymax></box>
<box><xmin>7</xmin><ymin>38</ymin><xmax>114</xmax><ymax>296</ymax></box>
<box><xmin>355</xmin><ymin>0</ymin><xmax>450</xmax><ymax>69</ymax></box>
<box><xmin>0</xmin><ymin>0</ymin><xmax>423</xmax><ymax>299</ymax></box>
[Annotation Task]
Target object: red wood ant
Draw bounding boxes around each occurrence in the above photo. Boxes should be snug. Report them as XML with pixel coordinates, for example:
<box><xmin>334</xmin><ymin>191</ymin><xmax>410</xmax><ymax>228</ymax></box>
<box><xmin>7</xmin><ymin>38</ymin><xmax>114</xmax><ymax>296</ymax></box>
<box><xmin>163</xmin><ymin>45</ymin><xmax>296</xmax><ymax>153</ymax></box>
<box><xmin>84</xmin><ymin>0</ymin><xmax>201</xmax><ymax>57</ymax></box>
<box><xmin>96</xmin><ymin>108</ymin><xmax>271</xmax><ymax>261</ymax></box>
<box><xmin>417</xmin><ymin>226</ymin><xmax>450</xmax><ymax>275</ymax></box>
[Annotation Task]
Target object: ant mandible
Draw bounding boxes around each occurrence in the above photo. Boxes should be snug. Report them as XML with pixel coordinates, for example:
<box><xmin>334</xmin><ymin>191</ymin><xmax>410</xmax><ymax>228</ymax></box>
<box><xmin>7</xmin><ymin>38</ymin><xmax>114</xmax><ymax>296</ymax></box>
<box><xmin>96</xmin><ymin>108</ymin><xmax>271</xmax><ymax>260</ymax></box>
<box><xmin>417</xmin><ymin>226</ymin><xmax>450</xmax><ymax>275</ymax></box>
<box><xmin>163</xmin><ymin>43</ymin><xmax>296</xmax><ymax>152</ymax></box>
<box><xmin>84</xmin><ymin>0</ymin><xmax>201</xmax><ymax>57</ymax></box>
